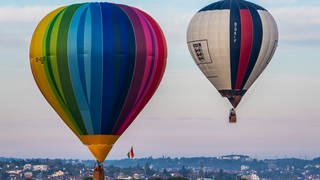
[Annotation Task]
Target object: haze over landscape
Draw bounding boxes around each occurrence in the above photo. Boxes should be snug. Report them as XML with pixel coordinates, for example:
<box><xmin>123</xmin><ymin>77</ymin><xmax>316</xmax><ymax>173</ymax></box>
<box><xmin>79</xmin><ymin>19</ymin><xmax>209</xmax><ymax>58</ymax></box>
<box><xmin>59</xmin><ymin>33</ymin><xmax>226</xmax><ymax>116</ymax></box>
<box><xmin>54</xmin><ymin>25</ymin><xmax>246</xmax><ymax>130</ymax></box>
<box><xmin>0</xmin><ymin>0</ymin><xmax>320</xmax><ymax>161</ymax></box>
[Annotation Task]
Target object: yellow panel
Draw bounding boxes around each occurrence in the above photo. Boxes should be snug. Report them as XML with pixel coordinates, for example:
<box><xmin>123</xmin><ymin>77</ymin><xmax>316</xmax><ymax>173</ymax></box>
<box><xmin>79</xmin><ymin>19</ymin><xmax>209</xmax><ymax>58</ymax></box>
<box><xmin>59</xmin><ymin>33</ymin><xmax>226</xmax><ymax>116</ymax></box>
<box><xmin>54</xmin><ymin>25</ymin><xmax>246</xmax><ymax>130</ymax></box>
<box><xmin>87</xmin><ymin>145</ymin><xmax>113</xmax><ymax>163</ymax></box>
<box><xmin>79</xmin><ymin>135</ymin><xmax>119</xmax><ymax>145</ymax></box>
<box><xmin>79</xmin><ymin>135</ymin><xmax>119</xmax><ymax>163</ymax></box>
<box><xmin>29</xmin><ymin>6</ymin><xmax>81</xmax><ymax>137</ymax></box>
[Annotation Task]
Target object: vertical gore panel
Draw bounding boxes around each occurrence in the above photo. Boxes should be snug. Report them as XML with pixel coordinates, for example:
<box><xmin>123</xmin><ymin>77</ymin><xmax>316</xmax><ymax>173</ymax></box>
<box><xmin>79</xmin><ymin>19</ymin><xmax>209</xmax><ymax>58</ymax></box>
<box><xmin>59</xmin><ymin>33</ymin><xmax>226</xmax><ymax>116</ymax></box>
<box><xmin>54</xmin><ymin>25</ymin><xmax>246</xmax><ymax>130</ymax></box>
<box><xmin>33</xmin><ymin>7</ymin><xmax>83</xmax><ymax>135</ymax></box>
<box><xmin>115</xmin><ymin>9</ymin><xmax>167</xmax><ymax>135</ymax></box>
<box><xmin>100</xmin><ymin>3</ymin><xmax>115</xmax><ymax>134</ymax></box>
<box><xmin>56</xmin><ymin>4</ymin><xmax>87</xmax><ymax>134</ymax></box>
<box><xmin>108</xmin><ymin>5</ymin><xmax>136</xmax><ymax>134</ymax></box>
<box><xmin>44</xmin><ymin>11</ymin><xmax>67</xmax><ymax>106</ymax></box>
<box><xmin>68</xmin><ymin>4</ymin><xmax>94</xmax><ymax>134</ymax></box>
<box><xmin>83</xmin><ymin>10</ymin><xmax>92</xmax><ymax>104</ymax></box>
<box><xmin>135</xmin><ymin>16</ymin><xmax>156</xmax><ymax>103</ymax></box>
<box><xmin>235</xmin><ymin>9</ymin><xmax>253</xmax><ymax>89</ymax></box>
<box><xmin>243</xmin><ymin>10</ymin><xmax>278</xmax><ymax>90</ymax></box>
<box><xmin>50</xmin><ymin>14</ymin><xmax>68</xmax><ymax>103</ymax></box>
<box><xmin>88</xmin><ymin>3</ymin><xmax>103</xmax><ymax>133</ymax></box>
<box><xmin>240</xmin><ymin>5</ymin><xmax>263</xmax><ymax>89</ymax></box>
<box><xmin>100</xmin><ymin>4</ymin><xmax>135</xmax><ymax>134</ymax></box>
<box><xmin>113</xmin><ymin>5</ymin><xmax>147</xmax><ymax>133</ymax></box>
<box><xmin>229</xmin><ymin>0</ymin><xmax>241</xmax><ymax>90</ymax></box>
<box><xmin>77</xmin><ymin>8</ymin><xmax>90</xmax><ymax>102</ymax></box>
<box><xmin>132</xmin><ymin>9</ymin><xmax>154</xmax><ymax>105</ymax></box>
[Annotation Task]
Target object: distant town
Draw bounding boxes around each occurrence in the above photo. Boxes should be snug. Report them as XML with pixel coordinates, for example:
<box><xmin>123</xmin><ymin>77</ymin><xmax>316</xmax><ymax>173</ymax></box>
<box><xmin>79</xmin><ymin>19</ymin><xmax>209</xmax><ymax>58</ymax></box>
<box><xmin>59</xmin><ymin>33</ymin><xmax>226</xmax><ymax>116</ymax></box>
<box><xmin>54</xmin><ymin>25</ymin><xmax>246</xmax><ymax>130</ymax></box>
<box><xmin>1</xmin><ymin>155</ymin><xmax>320</xmax><ymax>180</ymax></box>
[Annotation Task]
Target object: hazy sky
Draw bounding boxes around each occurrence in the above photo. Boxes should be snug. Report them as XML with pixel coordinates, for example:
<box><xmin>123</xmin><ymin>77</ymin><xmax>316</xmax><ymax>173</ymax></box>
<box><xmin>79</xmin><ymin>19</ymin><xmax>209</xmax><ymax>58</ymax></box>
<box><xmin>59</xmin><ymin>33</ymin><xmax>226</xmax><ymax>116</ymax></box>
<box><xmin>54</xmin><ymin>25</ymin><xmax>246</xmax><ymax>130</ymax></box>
<box><xmin>0</xmin><ymin>0</ymin><xmax>320</xmax><ymax>160</ymax></box>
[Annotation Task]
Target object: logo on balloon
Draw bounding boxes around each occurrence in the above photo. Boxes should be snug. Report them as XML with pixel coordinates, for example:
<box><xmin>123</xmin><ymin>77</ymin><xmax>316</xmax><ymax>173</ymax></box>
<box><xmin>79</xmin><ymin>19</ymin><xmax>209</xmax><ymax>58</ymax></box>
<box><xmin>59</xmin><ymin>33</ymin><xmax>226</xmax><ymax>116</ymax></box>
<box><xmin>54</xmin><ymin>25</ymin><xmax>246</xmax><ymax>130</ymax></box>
<box><xmin>193</xmin><ymin>43</ymin><xmax>205</xmax><ymax>62</ymax></box>
<box><xmin>234</xmin><ymin>22</ymin><xmax>238</xmax><ymax>44</ymax></box>
<box><xmin>33</xmin><ymin>57</ymin><xmax>45</xmax><ymax>64</ymax></box>
<box><xmin>188</xmin><ymin>40</ymin><xmax>213</xmax><ymax>65</ymax></box>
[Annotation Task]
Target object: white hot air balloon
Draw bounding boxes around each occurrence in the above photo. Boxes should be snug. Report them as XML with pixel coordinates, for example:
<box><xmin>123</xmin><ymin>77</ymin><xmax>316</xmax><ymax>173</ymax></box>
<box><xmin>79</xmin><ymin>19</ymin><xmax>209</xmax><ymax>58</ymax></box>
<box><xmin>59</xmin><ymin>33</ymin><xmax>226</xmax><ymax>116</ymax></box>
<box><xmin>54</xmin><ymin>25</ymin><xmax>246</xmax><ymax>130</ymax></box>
<box><xmin>187</xmin><ymin>0</ymin><xmax>278</xmax><ymax>123</ymax></box>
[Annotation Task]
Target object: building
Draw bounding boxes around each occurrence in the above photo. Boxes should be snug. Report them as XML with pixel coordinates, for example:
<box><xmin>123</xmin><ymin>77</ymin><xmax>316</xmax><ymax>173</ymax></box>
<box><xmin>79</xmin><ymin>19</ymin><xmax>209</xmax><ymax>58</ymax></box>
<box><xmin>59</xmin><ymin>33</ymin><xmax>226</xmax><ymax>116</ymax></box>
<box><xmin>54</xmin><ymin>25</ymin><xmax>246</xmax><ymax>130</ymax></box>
<box><xmin>133</xmin><ymin>173</ymin><xmax>145</xmax><ymax>179</ymax></box>
<box><xmin>33</xmin><ymin>165</ymin><xmax>48</xmax><ymax>171</ymax></box>
<box><xmin>241</xmin><ymin>174</ymin><xmax>260</xmax><ymax>180</ymax></box>
<box><xmin>23</xmin><ymin>164</ymin><xmax>32</xmax><ymax>171</ymax></box>
<box><xmin>6</xmin><ymin>170</ymin><xmax>23</xmax><ymax>179</ymax></box>
<box><xmin>241</xmin><ymin>165</ymin><xmax>250</xmax><ymax>171</ymax></box>
<box><xmin>116</xmin><ymin>175</ymin><xmax>133</xmax><ymax>179</ymax></box>
<box><xmin>24</xmin><ymin>172</ymin><xmax>33</xmax><ymax>179</ymax></box>
<box><xmin>49</xmin><ymin>170</ymin><xmax>64</xmax><ymax>178</ymax></box>
<box><xmin>219</xmin><ymin>155</ymin><xmax>251</xmax><ymax>161</ymax></box>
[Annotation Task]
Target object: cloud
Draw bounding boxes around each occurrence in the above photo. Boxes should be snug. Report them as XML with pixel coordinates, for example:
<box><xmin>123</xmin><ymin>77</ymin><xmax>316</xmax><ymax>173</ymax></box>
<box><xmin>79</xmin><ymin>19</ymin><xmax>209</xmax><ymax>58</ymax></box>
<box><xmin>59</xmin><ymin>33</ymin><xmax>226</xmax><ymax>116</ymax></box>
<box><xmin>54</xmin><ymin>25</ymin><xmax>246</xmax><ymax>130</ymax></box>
<box><xmin>1</xmin><ymin>4</ymin><xmax>320</xmax><ymax>47</ymax></box>
<box><xmin>270</xmin><ymin>6</ymin><xmax>320</xmax><ymax>45</ymax></box>
<box><xmin>0</xmin><ymin>6</ymin><xmax>57</xmax><ymax>23</ymax></box>
<box><xmin>255</xmin><ymin>0</ymin><xmax>320</xmax><ymax>7</ymax></box>
<box><xmin>0</xmin><ymin>6</ymin><xmax>58</xmax><ymax>56</ymax></box>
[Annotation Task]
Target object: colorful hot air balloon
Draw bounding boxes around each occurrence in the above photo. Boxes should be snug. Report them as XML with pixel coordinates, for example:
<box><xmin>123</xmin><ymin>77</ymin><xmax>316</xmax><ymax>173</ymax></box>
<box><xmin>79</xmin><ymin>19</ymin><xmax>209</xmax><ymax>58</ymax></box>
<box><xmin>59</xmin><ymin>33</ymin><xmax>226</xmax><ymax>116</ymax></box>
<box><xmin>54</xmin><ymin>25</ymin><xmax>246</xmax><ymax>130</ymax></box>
<box><xmin>187</xmin><ymin>0</ymin><xmax>278</xmax><ymax>122</ymax></box>
<box><xmin>30</xmin><ymin>2</ymin><xmax>167</xmax><ymax>163</ymax></box>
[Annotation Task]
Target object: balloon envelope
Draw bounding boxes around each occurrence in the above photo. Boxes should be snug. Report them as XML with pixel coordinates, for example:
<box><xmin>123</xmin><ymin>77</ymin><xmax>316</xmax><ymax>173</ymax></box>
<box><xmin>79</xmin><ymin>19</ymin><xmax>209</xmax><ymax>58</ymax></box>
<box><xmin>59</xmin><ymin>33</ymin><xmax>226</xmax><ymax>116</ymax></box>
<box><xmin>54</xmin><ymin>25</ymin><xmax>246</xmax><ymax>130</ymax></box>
<box><xmin>30</xmin><ymin>2</ymin><xmax>167</xmax><ymax>162</ymax></box>
<box><xmin>187</xmin><ymin>0</ymin><xmax>278</xmax><ymax>108</ymax></box>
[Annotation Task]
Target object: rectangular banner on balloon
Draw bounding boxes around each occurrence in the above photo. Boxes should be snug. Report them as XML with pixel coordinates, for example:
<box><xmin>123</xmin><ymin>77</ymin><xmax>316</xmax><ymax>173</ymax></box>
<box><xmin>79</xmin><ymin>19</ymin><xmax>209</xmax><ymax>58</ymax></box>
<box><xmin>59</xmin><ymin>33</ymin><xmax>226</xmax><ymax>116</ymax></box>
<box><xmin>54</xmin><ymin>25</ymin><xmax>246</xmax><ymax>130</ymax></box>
<box><xmin>187</xmin><ymin>39</ymin><xmax>213</xmax><ymax>65</ymax></box>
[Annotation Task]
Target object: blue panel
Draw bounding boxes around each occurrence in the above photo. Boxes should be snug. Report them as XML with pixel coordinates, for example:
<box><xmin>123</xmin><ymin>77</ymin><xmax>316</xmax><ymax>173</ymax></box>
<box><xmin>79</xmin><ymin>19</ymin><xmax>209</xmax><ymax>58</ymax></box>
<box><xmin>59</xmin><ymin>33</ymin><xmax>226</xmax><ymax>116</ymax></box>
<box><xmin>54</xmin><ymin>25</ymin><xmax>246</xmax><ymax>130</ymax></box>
<box><xmin>77</xmin><ymin>7</ymin><xmax>89</xmax><ymax>103</ymax></box>
<box><xmin>68</xmin><ymin>4</ymin><xmax>94</xmax><ymax>134</ymax></box>
<box><xmin>216</xmin><ymin>1</ymin><xmax>228</xmax><ymax>9</ymax></box>
<box><xmin>243</xmin><ymin>0</ymin><xmax>266</xmax><ymax>10</ymax></box>
<box><xmin>229</xmin><ymin>0</ymin><xmax>241</xmax><ymax>90</ymax></box>
<box><xmin>111</xmin><ymin>5</ymin><xmax>136</xmax><ymax>134</ymax></box>
<box><xmin>89</xmin><ymin>3</ymin><xmax>103</xmax><ymax>133</ymax></box>
<box><xmin>240</xmin><ymin>2</ymin><xmax>263</xmax><ymax>89</ymax></box>
<box><xmin>83</xmin><ymin>5</ymin><xmax>92</xmax><ymax>105</ymax></box>
<box><xmin>199</xmin><ymin>1</ymin><xmax>227</xmax><ymax>11</ymax></box>
<box><xmin>199</xmin><ymin>0</ymin><xmax>266</xmax><ymax>11</ymax></box>
<box><xmin>99</xmin><ymin>3</ymin><xmax>115</xmax><ymax>134</ymax></box>
<box><xmin>221</xmin><ymin>0</ymin><xmax>231</xmax><ymax>9</ymax></box>
<box><xmin>238</xmin><ymin>0</ymin><xmax>249</xmax><ymax>9</ymax></box>
<box><xmin>100</xmin><ymin>3</ymin><xmax>136</xmax><ymax>134</ymax></box>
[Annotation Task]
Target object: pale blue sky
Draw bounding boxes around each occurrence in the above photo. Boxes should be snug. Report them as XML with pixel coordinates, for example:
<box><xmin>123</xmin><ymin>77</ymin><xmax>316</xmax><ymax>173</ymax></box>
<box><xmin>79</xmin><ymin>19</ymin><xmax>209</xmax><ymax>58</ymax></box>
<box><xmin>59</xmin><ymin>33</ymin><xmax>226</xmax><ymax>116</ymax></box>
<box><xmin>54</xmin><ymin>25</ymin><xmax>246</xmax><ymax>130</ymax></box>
<box><xmin>0</xmin><ymin>0</ymin><xmax>320</xmax><ymax>160</ymax></box>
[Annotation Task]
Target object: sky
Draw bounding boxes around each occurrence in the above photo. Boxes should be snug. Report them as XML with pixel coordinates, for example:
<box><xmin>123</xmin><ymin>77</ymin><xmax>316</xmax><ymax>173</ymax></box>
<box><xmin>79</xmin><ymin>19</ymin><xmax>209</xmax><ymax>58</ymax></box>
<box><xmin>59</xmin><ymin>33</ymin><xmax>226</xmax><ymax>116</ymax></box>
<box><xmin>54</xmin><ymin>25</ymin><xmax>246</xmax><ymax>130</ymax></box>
<box><xmin>0</xmin><ymin>0</ymin><xmax>320</xmax><ymax>160</ymax></box>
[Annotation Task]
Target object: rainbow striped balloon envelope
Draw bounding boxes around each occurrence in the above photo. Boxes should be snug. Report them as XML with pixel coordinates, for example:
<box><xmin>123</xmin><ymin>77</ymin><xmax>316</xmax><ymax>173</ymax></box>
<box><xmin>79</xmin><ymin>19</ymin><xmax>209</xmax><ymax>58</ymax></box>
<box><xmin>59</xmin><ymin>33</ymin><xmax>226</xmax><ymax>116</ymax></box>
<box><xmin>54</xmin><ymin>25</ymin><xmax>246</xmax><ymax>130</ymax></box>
<box><xmin>30</xmin><ymin>2</ymin><xmax>167</xmax><ymax>163</ymax></box>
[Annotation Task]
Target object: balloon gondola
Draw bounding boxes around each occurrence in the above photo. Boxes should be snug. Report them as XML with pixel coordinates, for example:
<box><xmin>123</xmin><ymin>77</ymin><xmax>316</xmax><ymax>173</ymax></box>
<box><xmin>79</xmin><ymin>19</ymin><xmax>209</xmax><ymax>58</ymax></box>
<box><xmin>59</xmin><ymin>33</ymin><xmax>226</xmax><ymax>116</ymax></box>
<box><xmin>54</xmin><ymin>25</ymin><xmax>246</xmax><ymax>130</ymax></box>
<box><xmin>29</xmin><ymin>2</ymin><xmax>167</xmax><ymax>178</ymax></box>
<box><xmin>187</xmin><ymin>0</ymin><xmax>278</xmax><ymax>123</ymax></box>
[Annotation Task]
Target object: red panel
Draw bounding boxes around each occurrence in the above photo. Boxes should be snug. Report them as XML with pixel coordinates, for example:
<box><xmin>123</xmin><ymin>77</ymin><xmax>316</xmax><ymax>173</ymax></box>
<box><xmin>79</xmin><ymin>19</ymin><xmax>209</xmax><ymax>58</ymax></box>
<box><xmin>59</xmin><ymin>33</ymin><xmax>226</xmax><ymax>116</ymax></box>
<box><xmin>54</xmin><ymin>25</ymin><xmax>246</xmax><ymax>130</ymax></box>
<box><xmin>236</xmin><ymin>10</ymin><xmax>253</xmax><ymax>90</ymax></box>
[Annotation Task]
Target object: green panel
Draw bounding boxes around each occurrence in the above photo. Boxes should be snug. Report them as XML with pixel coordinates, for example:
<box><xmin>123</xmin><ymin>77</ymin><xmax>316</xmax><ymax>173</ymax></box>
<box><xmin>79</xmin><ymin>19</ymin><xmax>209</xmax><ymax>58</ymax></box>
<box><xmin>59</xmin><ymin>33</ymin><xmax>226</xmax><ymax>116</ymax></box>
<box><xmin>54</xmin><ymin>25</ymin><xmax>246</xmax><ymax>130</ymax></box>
<box><xmin>55</xmin><ymin>4</ymin><xmax>88</xmax><ymax>134</ymax></box>
<box><xmin>43</xmin><ymin>10</ymin><xmax>66</xmax><ymax>105</ymax></box>
<box><xmin>48</xmin><ymin>11</ymin><xmax>67</xmax><ymax>103</ymax></box>
<box><xmin>42</xmin><ymin>7</ymin><xmax>83</xmax><ymax>134</ymax></box>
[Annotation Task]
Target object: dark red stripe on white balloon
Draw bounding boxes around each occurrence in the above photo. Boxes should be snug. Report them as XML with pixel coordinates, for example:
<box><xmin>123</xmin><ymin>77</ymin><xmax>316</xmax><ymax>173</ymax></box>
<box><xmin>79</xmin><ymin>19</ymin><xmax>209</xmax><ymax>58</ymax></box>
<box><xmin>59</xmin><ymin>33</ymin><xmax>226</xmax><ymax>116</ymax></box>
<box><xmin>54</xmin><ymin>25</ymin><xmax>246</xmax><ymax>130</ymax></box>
<box><xmin>236</xmin><ymin>10</ymin><xmax>253</xmax><ymax>89</ymax></box>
